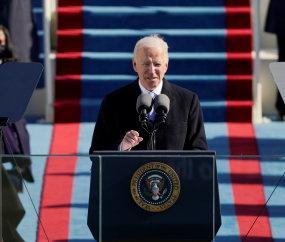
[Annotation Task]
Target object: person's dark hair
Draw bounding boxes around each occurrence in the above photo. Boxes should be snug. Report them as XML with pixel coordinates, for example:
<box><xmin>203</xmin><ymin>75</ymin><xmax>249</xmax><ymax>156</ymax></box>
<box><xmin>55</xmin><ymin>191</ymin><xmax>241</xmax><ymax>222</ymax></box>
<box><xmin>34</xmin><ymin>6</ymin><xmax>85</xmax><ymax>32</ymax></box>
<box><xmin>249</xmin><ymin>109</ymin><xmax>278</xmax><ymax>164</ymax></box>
<box><xmin>0</xmin><ymin>24</ymin><xmax>17</xmax><ymax>63</ymax></box>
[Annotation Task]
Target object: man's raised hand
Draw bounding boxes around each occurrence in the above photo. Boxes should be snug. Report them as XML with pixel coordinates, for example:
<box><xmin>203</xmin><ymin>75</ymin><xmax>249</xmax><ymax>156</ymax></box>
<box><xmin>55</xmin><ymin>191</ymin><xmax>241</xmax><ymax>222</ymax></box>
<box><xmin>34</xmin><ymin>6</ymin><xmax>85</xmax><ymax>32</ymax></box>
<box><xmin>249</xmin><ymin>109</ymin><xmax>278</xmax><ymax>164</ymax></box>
<box><xmin>121</xmin><ymin>130</ymin><xmax>143</xmax><ymax>151</ymax></box>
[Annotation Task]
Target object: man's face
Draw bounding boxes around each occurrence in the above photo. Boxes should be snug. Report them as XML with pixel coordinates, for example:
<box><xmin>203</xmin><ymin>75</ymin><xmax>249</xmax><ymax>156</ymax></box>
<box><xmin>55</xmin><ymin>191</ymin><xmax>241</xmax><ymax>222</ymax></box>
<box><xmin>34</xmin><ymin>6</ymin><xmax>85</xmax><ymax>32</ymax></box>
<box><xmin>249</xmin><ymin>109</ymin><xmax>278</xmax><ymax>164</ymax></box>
<box><xmin>133</xmin><ymin>45</ymin><xmax>168</xmax><ymax>91</ymax></box>
<box><xmin>0</xmin><ymin>29</ymin><xmax>6</xmax><ymax>46</ymax></box>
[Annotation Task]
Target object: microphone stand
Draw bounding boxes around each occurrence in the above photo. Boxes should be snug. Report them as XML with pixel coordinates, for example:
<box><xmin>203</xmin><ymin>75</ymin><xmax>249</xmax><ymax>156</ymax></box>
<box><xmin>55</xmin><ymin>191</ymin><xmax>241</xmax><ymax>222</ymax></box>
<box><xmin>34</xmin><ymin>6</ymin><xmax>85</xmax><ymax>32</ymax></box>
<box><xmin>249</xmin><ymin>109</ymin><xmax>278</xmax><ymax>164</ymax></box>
<box><xmin>139</xmin><ymin>110</ymin><xmax>152</xmax><ymax>138</ymax></box>
<box><xmin>150</xmin><ymin>111</ymin><xmax>167</xmax><ymax>150</ymax></box>
<box><xmin>140</xmin><ymin>114</ymin><xmax>166</xmax><ymax>151</ymax></box>
<box><xmin>152</xmin><ymin>132</ymin><xmax>156</xmax><ymax>150</ymax></box>
<box><xmin>138</xmin><ymin>93</ymin><xmax>169</xmax><ymax>150</ymax></box>
<box><xmin>139</xmin><ymin>110</ymin><xmax>167</xmax><ymax>150</ymax></box>
<box><xmin>149</xmin><ymin>121</ymin><xmax>162</xmax><ymax>150</ymax></box>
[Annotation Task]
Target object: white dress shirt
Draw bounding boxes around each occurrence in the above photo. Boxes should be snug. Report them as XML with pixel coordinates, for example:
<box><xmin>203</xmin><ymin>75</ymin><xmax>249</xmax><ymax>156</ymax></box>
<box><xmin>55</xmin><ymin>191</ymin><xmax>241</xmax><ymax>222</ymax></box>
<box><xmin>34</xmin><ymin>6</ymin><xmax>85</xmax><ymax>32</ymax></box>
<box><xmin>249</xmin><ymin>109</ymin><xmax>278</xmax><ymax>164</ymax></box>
<box><xmin>118</xmin><ymin>79</ymin><xmax>163</xmax><ymax>150</ymax></box>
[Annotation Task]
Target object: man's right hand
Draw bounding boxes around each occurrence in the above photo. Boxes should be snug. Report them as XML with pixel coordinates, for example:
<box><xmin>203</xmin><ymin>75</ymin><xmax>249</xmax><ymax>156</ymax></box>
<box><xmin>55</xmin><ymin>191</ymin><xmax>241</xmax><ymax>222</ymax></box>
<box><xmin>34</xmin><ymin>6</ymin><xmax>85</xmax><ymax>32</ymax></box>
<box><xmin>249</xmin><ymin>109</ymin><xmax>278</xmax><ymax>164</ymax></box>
<box><xmin>121</xmin><ymin>130</ymin><xmax>143</xmax><ymax>151</ymax></box>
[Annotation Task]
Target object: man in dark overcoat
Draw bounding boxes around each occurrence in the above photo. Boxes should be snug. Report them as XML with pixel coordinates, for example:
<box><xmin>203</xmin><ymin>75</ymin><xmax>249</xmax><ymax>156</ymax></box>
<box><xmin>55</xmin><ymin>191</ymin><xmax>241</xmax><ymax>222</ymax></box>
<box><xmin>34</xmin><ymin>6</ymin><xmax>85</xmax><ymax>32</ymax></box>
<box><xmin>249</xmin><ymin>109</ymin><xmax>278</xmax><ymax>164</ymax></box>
<box><xmin>90</xmin><ymin>35</ymin><xmax>208</xmax><ymax>152</ymax></box>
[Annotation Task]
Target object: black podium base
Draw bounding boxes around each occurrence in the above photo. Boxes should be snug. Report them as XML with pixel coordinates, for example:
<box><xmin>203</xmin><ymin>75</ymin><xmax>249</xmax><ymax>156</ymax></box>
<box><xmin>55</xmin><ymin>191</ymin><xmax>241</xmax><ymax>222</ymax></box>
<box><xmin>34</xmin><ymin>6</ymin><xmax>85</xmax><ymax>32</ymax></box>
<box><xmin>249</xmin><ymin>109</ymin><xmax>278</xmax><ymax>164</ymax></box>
<box><xmin>89</xmin><ymin>153</ymin><xmax>221</xmax><ymax>242</ymax></box>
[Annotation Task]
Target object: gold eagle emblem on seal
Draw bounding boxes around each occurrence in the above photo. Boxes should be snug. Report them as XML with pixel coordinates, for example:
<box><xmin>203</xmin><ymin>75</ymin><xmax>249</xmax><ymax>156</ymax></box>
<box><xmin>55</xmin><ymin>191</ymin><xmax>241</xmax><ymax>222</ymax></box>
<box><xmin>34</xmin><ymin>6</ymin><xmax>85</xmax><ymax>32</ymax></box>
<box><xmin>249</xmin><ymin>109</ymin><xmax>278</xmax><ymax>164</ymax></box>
<box><xmin>130</xmin><ymin>162</ymin><xmax>180</xmax><ymax>212</ymax></box>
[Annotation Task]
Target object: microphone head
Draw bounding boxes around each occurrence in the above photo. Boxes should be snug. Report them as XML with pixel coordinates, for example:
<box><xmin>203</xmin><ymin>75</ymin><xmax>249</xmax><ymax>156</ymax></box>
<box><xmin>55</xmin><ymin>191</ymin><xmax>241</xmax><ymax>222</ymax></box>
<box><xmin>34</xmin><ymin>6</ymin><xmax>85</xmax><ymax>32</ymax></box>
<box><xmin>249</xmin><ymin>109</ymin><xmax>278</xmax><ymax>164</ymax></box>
<box><xmin>154</xmin><ymin>94</ymin><xmax>170</xmax><ymax>114</ymax></box>
<box><xmin>136</xmin><ymin>93</ymin><xmax>153</xmax><ymax>113</ymax></box>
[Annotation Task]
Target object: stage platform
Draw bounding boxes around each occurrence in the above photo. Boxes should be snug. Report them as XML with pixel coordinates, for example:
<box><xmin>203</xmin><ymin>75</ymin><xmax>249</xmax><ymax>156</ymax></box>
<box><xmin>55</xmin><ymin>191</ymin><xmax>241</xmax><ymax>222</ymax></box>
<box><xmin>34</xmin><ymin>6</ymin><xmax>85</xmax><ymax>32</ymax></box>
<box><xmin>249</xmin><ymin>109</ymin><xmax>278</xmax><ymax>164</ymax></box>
<box><xmin>2</xmin><ymin>122</ymin><xmax>284</xmax><ymax>241</ymax></box>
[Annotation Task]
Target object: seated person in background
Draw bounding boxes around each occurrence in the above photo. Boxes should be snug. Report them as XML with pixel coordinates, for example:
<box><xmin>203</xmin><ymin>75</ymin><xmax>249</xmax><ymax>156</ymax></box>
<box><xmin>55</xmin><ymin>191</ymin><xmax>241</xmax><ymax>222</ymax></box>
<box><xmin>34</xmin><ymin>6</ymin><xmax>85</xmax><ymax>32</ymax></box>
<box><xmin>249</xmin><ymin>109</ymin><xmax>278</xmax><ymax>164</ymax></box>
<box><xmin>0</xmin><ymin>24</ymin><xmax>34</xmax><ymax>188</ymax></box>
<box><xmin>89</xmin><ymin>34</ymin><xmax>208</xmax><ymax>153</ymax></box>
<box><xmin>1</xmin><ymin>25</ymin><xmax>33</xmax><ymax>242</ymax></box>
<box><xmin>0</xmin><ymin>25</ymin><xmax>16</xmax><ymax>64</ymax></box>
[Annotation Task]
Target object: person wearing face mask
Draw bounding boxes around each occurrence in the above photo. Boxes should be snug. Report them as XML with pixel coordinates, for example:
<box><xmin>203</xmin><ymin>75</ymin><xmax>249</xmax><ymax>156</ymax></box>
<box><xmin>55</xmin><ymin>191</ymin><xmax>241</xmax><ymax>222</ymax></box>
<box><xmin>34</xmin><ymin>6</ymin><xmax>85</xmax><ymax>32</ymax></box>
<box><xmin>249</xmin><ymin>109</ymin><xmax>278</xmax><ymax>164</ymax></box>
<box><xmin>0</xmin><ymin>24</ymin><xmax>34</xmax><ymax>242</ymax></box>
<box><xmin>0</xmin><ymin>25</ymin><xmax>17</xmax><ymax>64</ymax></box>
<box><xmin>0</xmin><ymin>25</ymin><xmax>33</xmax><ymax>187</ymax></box>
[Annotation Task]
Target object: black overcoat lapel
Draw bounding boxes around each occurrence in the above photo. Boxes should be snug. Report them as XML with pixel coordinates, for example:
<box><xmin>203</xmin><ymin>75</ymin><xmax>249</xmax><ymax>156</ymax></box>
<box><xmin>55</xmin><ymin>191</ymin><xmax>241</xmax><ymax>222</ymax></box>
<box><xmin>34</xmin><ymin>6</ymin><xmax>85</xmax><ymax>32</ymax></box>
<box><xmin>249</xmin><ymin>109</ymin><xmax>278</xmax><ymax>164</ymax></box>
<box><xmin>161</xmin><ymin>78</ymin><xmax>176</xmax><ymax>113</ymax></box>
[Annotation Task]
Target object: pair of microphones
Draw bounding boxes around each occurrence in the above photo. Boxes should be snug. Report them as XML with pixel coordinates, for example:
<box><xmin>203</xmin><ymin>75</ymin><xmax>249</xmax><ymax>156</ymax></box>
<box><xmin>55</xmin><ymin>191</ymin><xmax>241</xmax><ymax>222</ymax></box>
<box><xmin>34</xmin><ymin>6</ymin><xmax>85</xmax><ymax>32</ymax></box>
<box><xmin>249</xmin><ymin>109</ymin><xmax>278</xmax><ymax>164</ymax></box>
<box><xmin>136</xmin><ymin>93</ymin><xmax>170</xmax><ymax>125</ymax></box>
<box><xmin>136</xmin><ymin>93</ymin><xmax>170</xmax><ymax>149</ymax></box>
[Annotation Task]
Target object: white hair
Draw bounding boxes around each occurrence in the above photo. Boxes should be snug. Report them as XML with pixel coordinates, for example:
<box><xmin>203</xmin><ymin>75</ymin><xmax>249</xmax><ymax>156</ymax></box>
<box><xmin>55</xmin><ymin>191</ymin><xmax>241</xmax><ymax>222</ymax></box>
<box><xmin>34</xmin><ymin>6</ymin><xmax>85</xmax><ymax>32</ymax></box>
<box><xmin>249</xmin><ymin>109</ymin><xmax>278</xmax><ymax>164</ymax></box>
<box><xmin>133</xmin><ymin>34</ymin><xmax>169</xmax><ymax>61</ymax></box>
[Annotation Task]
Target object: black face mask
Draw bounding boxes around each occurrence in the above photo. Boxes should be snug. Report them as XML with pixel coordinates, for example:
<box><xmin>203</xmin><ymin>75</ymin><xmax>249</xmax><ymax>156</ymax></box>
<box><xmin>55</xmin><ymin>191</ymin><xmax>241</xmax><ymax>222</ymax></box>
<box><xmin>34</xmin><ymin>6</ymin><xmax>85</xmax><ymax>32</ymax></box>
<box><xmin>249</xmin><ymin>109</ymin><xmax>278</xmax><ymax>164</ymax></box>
<box><xmin>0</xmin><ymin>44</ymin><xmax>6</xmax><ymax>55</ymax></box>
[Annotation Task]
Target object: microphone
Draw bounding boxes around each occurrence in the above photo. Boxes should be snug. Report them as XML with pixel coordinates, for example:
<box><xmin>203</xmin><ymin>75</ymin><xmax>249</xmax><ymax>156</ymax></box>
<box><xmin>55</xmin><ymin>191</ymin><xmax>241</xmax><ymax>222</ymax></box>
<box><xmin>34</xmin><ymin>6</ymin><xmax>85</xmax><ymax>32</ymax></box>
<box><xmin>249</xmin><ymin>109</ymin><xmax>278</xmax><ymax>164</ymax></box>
<box><xmin>154</xmin><ymin>94</ymin><xmax>170</xmax><ymax>124</ymax></box>
<box><xmin>136</xmin><ymin>93</ymin><xmax>153</xmax><ymax>126</ymax></box>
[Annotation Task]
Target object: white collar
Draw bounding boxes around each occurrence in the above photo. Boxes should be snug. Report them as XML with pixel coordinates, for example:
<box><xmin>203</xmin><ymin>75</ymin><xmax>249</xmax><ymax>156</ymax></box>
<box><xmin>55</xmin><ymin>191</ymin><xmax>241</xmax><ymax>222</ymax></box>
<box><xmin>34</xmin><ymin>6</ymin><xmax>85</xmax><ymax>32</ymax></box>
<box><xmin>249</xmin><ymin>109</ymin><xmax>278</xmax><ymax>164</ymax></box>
<box><xmin>138</xmin><ymin>79</ymin><xmax>163</xmax><ymax>96</ymax></box>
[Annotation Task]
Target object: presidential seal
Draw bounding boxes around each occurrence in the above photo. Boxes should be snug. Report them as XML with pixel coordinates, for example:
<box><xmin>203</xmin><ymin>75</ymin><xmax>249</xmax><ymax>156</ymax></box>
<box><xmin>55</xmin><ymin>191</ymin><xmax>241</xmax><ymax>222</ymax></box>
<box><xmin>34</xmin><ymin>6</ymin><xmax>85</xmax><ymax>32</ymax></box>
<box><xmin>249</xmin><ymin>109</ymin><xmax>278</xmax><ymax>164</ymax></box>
<box><xmin>130</xmin><ymin>162</ymin><xmax>180</xmax><ymax>212</ymax></box>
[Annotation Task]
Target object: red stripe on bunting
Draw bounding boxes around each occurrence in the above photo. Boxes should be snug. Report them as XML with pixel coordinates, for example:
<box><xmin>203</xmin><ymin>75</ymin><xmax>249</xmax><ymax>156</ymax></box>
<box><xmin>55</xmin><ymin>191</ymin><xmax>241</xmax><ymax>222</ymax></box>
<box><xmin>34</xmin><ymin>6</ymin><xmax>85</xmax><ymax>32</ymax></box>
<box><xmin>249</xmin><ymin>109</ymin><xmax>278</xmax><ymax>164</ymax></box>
<box><xmin>55</xmin><ymin>3</ymin><xmax>83</xmax><ymax>123</ymax></box>
<box><xmin>54</xmin><ymin>99</ymin><xmax>81</xmax><ymax>123</ymax></box>
<box><xmin>55</xmin><ymin>75</ymin><xmax>82</xmax><ymax>99</ymax></box>
<box><xmin>226</xmin><ymin>53</ymin><xmax>252</xmax><ymax>75</ymax></box>
<box><xmin>58</xmin><ymin>0</ymin><xmax>83</xmax><ymax>7</ymax></box>
<box><xmin>225</xmin><ymin>0</ymin><xmax>250</xmax><ymax>7</ymax></box>
<box><xmin>226</xmin><ymin>75</ymin><xmax>252</xmax><ymax>101</ymax></box>
<box><xmin>57</xmin><ymin>6</ymin><xmax>83</xmax><ymax>29</ymax></box>
<box><xmin>57</xmin><ymin>29</ymin><xmax>83</xmax><ymax>53</ymax></box>
<box><xmin>227</xmin><ymin>123</ymin><xmax>273</xmax><ymax>242</ymax></box>
<box><xmin>37</xmin><ymin>123</ymin><xmax>80</xmax><ymax>241</ymax></box>
<box><xmin>56</xmin><ymin>52</ymin><xmax>83</xmax><ymax>76</ymax></box>
<box><xmin>226</xmin><ymin>101</ymin><xmax>252</xmax><ymax>122</ymax></box>
<box><xmin>225</xmin><ymin>7</ymin><xmax>251</xmax><ymax>29</ymax></box>
<box><xmin>226</xmin><ymin>29</ymin><xmax>252</xmax><ymax>52</ymax></box>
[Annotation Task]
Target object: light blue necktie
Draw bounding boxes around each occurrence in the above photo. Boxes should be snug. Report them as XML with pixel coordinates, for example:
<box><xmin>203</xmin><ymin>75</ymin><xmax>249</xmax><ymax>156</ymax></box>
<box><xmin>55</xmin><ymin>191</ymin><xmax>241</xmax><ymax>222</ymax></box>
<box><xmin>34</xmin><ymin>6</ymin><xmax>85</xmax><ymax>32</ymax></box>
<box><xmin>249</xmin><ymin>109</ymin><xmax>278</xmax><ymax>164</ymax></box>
<box><xmin>148</xmin><ymin>92</ymin><xmax>156</xmax><ymax>121</ymax></box>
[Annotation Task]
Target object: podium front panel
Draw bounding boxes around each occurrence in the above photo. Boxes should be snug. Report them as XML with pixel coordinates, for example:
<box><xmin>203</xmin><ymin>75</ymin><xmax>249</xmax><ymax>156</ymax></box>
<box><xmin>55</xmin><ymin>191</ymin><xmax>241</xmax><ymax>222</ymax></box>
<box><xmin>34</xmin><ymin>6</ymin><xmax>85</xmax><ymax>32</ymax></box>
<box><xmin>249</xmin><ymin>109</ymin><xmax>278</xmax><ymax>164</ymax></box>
<box><xmin>87</xmin><ymin>155</ymin><xmax>221</xmax><ymax>241</ymax></box>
